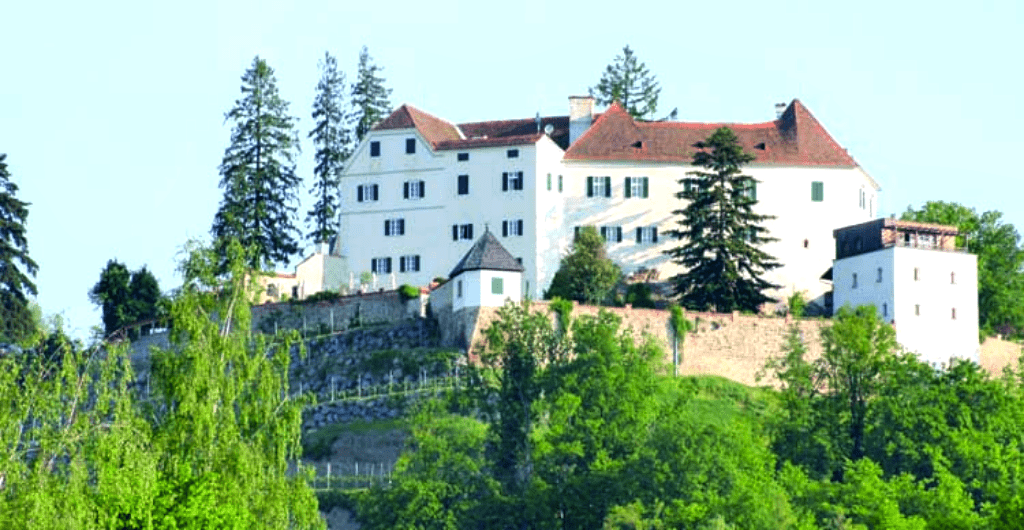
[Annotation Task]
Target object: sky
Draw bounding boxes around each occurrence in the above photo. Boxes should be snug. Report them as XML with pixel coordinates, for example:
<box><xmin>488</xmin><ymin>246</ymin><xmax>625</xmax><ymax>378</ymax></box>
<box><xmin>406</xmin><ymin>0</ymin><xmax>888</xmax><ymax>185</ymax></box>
<box><xmin>1</xmin><ymin>0</ymin><xmax>1021</xmax><ymax>339</ymax></box>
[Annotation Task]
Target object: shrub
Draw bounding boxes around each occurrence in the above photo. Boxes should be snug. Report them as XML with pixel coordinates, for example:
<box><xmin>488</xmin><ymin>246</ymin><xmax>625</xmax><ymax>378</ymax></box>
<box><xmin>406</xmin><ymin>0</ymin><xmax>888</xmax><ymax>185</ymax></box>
<box><xmin>398</xmin><ymin>284</ymin><xmax>420</xmax><ymax>301</ymax></box>
<box><xmin>787</xmin><ymin>290</ymin><xmax>807</xmax><ymax>318</ymax></box>
<box><xmin>303</xmin><ymin>290</ymin><xmax>338</xmax><ymax>304</ymax></box>
<box><xmin>625</xmin><ymin>283</ymin><xmax>657</xmax><ymax>308</ymax></box>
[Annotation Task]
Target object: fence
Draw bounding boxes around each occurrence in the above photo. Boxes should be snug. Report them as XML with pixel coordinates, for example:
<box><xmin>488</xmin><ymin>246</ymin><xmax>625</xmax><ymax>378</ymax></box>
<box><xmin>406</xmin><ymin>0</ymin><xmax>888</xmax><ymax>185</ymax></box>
<box><xmin>296</xmin><ymin>370</ymin><xmax>469</xmax><ymax>405</ymax></box>
<box><xmin>308</xmin><ymin>461</ymin><xmax>395</xmax><ymax>491</ymax></box>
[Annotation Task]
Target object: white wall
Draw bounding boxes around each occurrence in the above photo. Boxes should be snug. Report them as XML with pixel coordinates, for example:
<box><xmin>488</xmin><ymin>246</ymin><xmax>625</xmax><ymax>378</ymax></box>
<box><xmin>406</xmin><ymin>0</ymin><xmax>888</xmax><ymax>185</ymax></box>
<box><xmin>450</xmin><ymin>269</ymin><xmax>522</xmax><ymax>311</ymax></box>
<box><xmin>834</xmin><ymin>246</ymin><xmax>979</xmax><ymax>366</ymax></box>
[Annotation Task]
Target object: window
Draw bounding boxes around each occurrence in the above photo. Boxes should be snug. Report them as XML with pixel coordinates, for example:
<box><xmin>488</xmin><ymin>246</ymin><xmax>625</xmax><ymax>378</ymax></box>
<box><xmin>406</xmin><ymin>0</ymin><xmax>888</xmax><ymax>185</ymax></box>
<box><xmin>502</xmin><ymin>171</ymin><xmax>524</xmax><ymax>191</ymax></box>
<box><xmin>859</xmin><ymin>188</ymin><xmax>866</xmax><ymax>209</ymax></box>
<box><xmin>600</xmin><ymin>225</ymin><xmax>623</xmax><ymax>243</ymax></box>
<box><xmin>370</xmin><ymin>257</ymin><xmax>392</xmax><ymax>274</ymax></box>
<box><xmin>915</xmin><ymin>304</ymin><xmax>921</xmax><ymax>316</ymax></box>
<box><xmin>457</xmin><ymin>174</ymin><xmax>469</xmax><ymax>195</ymax></box>
<box><xmin>491</xmin><ymin>277</ymin><xmax>504</xmax><ymax>295</ymax></box>
<box><xmin>883</xmin><ymin>303</ymin><xmax>888</xmax><ymax>317</ymax></box>
<box><xmin>558</xmin><ymin>175</ymin><xmax>563</xmax><ymax>193</ymax></box>
<box><xmin>452</xmin><ymin>223</ymin><xmax>474</xmax><ymax>241</ymax></box>
<box><xmin>457</xmin><ymin>280</ymin><xmax>463</xmax><ymax>298</ymax></box>
<box><xmin>502</xmin><ymin>219</ymin><xmax>524</xmax><ymax>237</ymax></box>
<box><xmin>587</xmin><ymin>176</ymin><xmax>612</xmax><ymax>198</ymax></box>
<box><xmin>357</xmin><ymin>184</ymin><xmax>379</xmax><ymax>202</ymax></box>
<box><xmin>625</xmin><ymin>176</ymin><xmax>649</xmax><ymax>199</ymax></box>
<box><xmin>457</xmin><ymin>152</ymin><xmax>469</xmax><ymax>162</ymax></box>
<box><xmin>636</xmin><ymin>226</ymin><xmax>658</xmax><ymax>244</ymax></box>
<box><xmin>852</xmin><ymin>273</ymin><xmax>858</xmax><ymax>289</ymax></box>
<box><xmin>506</xmin><ymin>149</ymin><xmax>519</xmax><ymax>158</ymax></box>
<box><xmin>684</xmin><ymin>179</ymin><xmax>696</xmax><ymax>196</ymax></box>
<box><xmin>403</xmin><ymin>180</ymin><xmax>425</xmax><ymax>199</ymax></box>
<box><xmin>370</xmin><ymin>141</ymin><xmax>380</xmax><ymax>157</ymax></box>
<box><xmin>384</xmin><ymin>218</ymin><xmax>405</xmax><ymax>236</ymax></box>
<box><xmin>877</xmin><ymin>267</ymin><xmax>883</xmax><ymax>282</ymax></box>
<box><xmin>406</xmin><ymin>138</ymin><xmax>416</xmax><ymax>154</ymax></box>
<box><xmin>951</xmin><ymin>307</ymin><xmax>957</xmax><ymax>320</ymax></box>
<box><xmin>914</xmin><ymin>267</ymin><xmax>920</xmax><ymax>281</ymax></box>
<box><xmin>951</xmin><ymin>271</ymin><xmax>956</xmax><ymax>284</ymax></box>
<box><xmin>400</xmin><ymin>255</ymin><xmax>421</xmax><ymax>273</ymax></box>
<box><xmin>811</xmin><ymin>181</ymin><xmax>824</xmax><ymax>202</ymax></box>
<box><xmin>547</xmin><ymin>173</ymin><xmax>552</xmax><ymax>191</ymax></box>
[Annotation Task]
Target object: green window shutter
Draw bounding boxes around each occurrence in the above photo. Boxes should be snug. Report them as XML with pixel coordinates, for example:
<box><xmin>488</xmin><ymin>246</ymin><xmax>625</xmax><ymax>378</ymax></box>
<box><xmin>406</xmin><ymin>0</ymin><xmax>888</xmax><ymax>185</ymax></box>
<box><xmin>547</xmin><ymin>173</ymin><xmax>552</xmax><ymax>191</ymax></box>
<box><xmin>624</xmin><ymin>177</ymin><xmax>632</xmax><ymax>198</ymax></box>
<box><xmin>604</xmin><ymin>176</ymin><xmax>612</xmax><ymax>198</ymax></box>
<box><xmin>642</xmin><ymin>177</ymin><xmax>649</xmax><ymax>198</ymax></box>
<box><xmin>558</xmin><ymin>175</ymin><xmax>563</xmax><ymax>192</ymax></box>
<box><xmin>812</xmin><ymin>181</ymin><xmax>824</xmax><ymax>202</ymax></box>
<box><xmin>491</xmin><ymin>277</ymin><xmax>504</xmax><ymax>295</ymax></box>
<box><xmin>587</xmin><ymin>176</ymin><xmax>594</xmax><ymax>197</ymax></box>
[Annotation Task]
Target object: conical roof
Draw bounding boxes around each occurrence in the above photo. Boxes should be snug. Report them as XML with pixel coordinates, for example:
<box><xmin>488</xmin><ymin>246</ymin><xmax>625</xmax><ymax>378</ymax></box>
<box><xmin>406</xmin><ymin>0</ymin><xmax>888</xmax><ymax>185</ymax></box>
<box><xmin>449</xmin><ymin>229</ymin><xmax>525</xmax><ymax>278</ymax></box>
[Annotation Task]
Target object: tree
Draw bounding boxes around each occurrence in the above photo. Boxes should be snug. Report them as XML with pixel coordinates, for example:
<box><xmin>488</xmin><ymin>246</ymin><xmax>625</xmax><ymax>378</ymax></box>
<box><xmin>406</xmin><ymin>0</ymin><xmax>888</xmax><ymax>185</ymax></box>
<box><xmin>902</xmin><ymin>201</ymin><xmax>1024</xmax><ymax>337</ymax></box>
<box><xmin>590</xmin><ymin>45</ymin><xmax>661</xmax><ymax>120</ymax></box>
<box><xmin>212</xmin><ymin>56</ymin><xmax>302</xmax><ymax>270</ymax></box>
<box><xmin>348</xmin><ymin>46</ymin><xmax>393</xmax><ymax>142</ymax></box>
<box><xmin>544</xmin><ymin>226</ymin><xmax>621</xmax><ymax>305</ymax></box>
<box><xmin>89</xmin><ymin>259</ymin><xmax>133</xmax><ymax>336</ymax></box>
<box><xmin>664</xmin><ymin>127</ymin><xmax>781</xmax><ymax>313</ymax></box>
<box><xmin>0</xmin><ymin>153</ymin><xmax>38</xmax><ymax>344</ymax></box>
<box><xmin>307</xmin><ymin>51</ymin><xmax>351</xmax><ymax>246</ymax></box>
<box><xmin>90</xmin><ymin>261</ymin><xmax>164</xmax><ymax>337</ymax></box>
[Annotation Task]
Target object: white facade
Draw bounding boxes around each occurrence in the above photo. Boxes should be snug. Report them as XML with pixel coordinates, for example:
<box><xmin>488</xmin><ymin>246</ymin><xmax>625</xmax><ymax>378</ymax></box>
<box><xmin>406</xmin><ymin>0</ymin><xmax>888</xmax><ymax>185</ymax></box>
<box><xmin>451</xmin><ymin>269</ymin><xmax>523</xmax><ymax>312</ymax></box>
<box><xmin>834</xmin><ymin>245</ymin><xmax>979</xmax><ymax>365</ymax></box>
<box><xmin>334</xmin><ymin>98</ymin><xmax>881</xmax><ymax>309</ymax></box>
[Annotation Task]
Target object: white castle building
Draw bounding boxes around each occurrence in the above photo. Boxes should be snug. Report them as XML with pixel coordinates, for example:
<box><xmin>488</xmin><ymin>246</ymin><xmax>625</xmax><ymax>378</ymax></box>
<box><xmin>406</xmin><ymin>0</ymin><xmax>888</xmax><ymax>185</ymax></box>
<box><xmin>333</xmin><ymin>96</ymin><xmax>881</xmax><ymax>311</ymax></box>
<box><xmin>832</xmin><ymin>219</ymin><xmax>980</xmax><ymax>364</ymax></box>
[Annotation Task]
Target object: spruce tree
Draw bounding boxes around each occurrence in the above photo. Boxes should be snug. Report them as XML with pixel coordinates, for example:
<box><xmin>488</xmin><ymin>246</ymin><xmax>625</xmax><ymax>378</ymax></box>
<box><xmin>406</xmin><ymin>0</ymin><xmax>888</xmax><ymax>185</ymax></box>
<box><xmin>348</xmin><ymin>46</ymin><xmax>393</xmax><ymax>142</ymax></box>
<box><xmin>307</xmin><ymin>51</ymin><xmax>351</xmax><ymax>246</ymax></box>
<box><xmin>0</xmin><ymin>153</ymin><xmax>39</xmax><ymax>344</ymax></box>
<box><xmin>212</xmin><ymin>56</ymin><xmax>301</xmax><ymax>270</ymax></box>
<box><xmin>590</xmin><ymin>45</ymin><xmax>661</xmax><ymax>120</ymax></box>
<box><xmin>663</xmin><ymin>127</ymin><xmax>781</xmax><ymax>312</ymax></box>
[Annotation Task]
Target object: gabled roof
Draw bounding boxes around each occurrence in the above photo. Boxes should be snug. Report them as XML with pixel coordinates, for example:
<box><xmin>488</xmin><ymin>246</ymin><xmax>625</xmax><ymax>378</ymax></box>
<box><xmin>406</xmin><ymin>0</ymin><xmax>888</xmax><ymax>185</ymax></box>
<box><xmin>563</xmin><ymin>100</ymin><xmax>857</xmax><ymax>167</ymax></box>
<box><xmin>449</xmin><ymin>230</ymin><xmax>525</xmax><ymax>278</ymax></box>
<box><xmin>372</xmin><ymin>104</ymin><xmax>464</xmax><ymax>147</ymax></box>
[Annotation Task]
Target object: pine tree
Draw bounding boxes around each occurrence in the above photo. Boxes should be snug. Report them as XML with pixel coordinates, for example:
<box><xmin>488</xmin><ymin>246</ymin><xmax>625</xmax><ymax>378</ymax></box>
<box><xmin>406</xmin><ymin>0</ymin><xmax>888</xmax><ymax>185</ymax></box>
<box><xmin>0</xmin><ymin>153</ymin><xmax>39</xmax><ymax>344</ymax></box>
<box><xmin>212</xmin><ymin>56</ymin><xmax>301</xmax><ymax>270</ymax></box>
<box><xmin>307</xmin><ymin>51</ymin><xmax>351</xmax><ymax>246</ymax></box>
<box><xmin>348</xmin><ymin>46</ymin><xmax>393</xmax><ymax>142</ymax></box>
<box><xmin>590</xmin><ymin>45</ymin><xmax>661</xmax><ymax>120</ymax></box>
<box><xmin>663</xmin><ymin>127</ymin><xmax>781</xmax><ymax>312</ymax></box>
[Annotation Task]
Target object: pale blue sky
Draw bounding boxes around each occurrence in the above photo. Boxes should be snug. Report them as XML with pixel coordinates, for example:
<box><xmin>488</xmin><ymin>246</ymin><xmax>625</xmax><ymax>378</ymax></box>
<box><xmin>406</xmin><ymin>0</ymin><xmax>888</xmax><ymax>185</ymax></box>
<box><xmin>1</xmin><ymin>0</ymin><xmax>1020</xmax><ymax>338</ymax></box>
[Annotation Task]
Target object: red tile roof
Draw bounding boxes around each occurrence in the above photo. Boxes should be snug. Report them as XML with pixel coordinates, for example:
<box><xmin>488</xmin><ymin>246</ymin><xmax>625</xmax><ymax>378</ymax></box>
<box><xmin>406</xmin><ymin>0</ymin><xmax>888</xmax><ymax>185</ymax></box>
<box><xmin>372</xmin><ymin>104</ymin><xmax>463</xmax><ymax>147</ymax></box>
<box><xmin>563</xmin><ymin>100</ymin><xmax>857</xmax><ymax>167</ymax></box>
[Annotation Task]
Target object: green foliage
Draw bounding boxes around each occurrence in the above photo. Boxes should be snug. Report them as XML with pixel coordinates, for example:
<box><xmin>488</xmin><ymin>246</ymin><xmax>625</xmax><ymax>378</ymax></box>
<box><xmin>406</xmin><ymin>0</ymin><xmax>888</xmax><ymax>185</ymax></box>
<box><xmin>664</xmin><ymin>127</ymin><xmax>781</xmax><ymax>313</ymax></box>
<box><xmin>625</xmin><ymin>282</ymin><xmax>657</xmax><ymax>308</ymax></box>
<box><xmin>902</xmin><ymin>200</ymin><xmax>1024</xmax><ymax>337</ymax></box>
<box><xmin>302</xmin><ymin>418</ymin><xmax>408</xmax><ymax>461</ymax></box>
<box><xmin>307</xmin><ymin>51</ymin><xmax>351</xmax><ymax>246</ymax></box>
<box><xmin>0</xmin><ymin>153</ymin><xmax>38</xmax><ymax>344</ymax></box>
<box><xmin>788</xmin><ymin>290</ymin><xmax>807</xmax><ymax>318</ymax></box>
<box><xmin>89</xmin><ymin>261</ymin><xmax>165</xmax><ymax>337</ymax></box>
<box><xmin>359</xmin><ymin>271</ymin><xmax>373</xmax><ymax>286</ymax></box>
<box><xmin>399</xmin><ymin>283</ymin><xmax>420</xmax><ymax>300</ymax></box>
<box><xmin>590</xmin><ymin>45</ymin><xmax>661</xmax><ymax>120</ymax></box>
<box><xmin>348</xmin><ymin>46</ymin><xmax>393</xmax><ymax>142</ymax></box>
<box><xmin>212</xmin><ymin>56</ymin><xmax>302</xmax><ymax>270</ymax></box>
<box><xmin>302</xmin><ymin>289</ymin><xmax>339</xmax><ymax>304</ymax></box>
<box><xmin>548</xmin><ymin>296</ymin><xmax>573</xmax><ymax>334</ymax></box>
<box><xmin>544</xmin><ymin>226</ymin><xmax>622</xmax><ymax>304</ymax></box>
<box><xmin>668</xmin><ymin>303</ymin><xmax>692</xmax><ymax>339</ymax></box>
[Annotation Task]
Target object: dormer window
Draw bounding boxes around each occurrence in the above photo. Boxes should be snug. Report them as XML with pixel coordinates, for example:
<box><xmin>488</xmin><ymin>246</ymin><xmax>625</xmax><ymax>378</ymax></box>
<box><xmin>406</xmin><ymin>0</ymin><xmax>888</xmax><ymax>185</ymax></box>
<box><xmin>370</xmin><ymin>141</ymin><xmax>381</xmax><ymax>157</ymax></box>
<box><xmin>406</xmin><ymin>138</ymin><xmax>416</xmax><ymax>154</ymax></box>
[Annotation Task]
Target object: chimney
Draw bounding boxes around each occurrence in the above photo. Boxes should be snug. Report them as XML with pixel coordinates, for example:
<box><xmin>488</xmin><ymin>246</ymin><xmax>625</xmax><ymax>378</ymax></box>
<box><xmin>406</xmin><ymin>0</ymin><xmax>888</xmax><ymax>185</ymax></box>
<box><xmin>774</xmin><ymin>102</ymin><xmax>787</xmax><ymax>119</ymax></box>
<box><xmin>535</xmin><ymin>111</ymin><xmax>542</xmax><ymax>133</ymax></box>
<box><xmin>569</xmin><ymin>95</ymin><xmax>595</xmax><ymax>146</ymax></box>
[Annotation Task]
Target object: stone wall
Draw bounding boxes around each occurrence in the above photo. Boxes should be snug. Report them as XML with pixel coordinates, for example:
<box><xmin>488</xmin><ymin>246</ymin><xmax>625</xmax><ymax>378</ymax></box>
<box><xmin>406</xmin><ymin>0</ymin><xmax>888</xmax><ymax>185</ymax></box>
<box><xmin>468</xmin><ymin>301</ymin><xmax>828</xmax><ymax>387</ymax></box>
<box><xmin>253</xmin><ymin>289</ymin><xmax>425</xmax><ymax>335</ymax></box>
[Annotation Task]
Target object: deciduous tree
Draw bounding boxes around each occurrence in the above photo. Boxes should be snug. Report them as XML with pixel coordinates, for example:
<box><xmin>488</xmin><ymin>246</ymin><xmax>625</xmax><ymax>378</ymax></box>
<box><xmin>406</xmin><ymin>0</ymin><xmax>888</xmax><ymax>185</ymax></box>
<box><xmin>590</xmin><ymin>45</ymin><xmax>661</xmax><ymax>120</ymax></box>
<box><xmin>348</xmin><ymin>46</ymin><xmax>392</xmax><ymax>142</ymax></box>
<box><xmin>212</xmin><ymin>56</ymin><xmax>302</xmax><ymax>269</ymax></box>
<box><xmin>544</xmin><ymin>226</ymin><xmax>621</xmax><ymax>305</ymax></box>
<box><xmin>664</xmin><ymin>127</ymin><xmax>780</xmax><ymax>312</ymax></box>
<box><xmin>0</xmin><ymin>153</ymin><xmax>38</xmax><ymax>344</ymax></box>
<box><xmin>307</xmin><ymin>51</ymin><xmax>351</xmax><ymax>246</ymax></box>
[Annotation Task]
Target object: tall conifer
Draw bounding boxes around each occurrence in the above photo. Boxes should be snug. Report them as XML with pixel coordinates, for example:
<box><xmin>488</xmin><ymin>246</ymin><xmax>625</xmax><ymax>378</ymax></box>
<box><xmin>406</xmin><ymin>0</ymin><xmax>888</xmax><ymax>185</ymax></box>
<box><xmin>348</xmin><ymin>46</ymin><xmax>393</xmax><ymax>142</ymax></box>
<box><xmin>306</xmin><ymin>51</ymin><xmax>350</xmax><ymax>246</ymax></box>
<box><xmin>663</xmin><ymin>127</ymin><xmax>781</xmax><ymax>312</ymax></box>
<box><xmin>0</xmin><ymin>153</ymin><xmax>38</xmax><ymax>344</ymax></box>
<box><xmin>211</xmin><ymin>56</ymin><xmax>301</xmax><ymax>269</ymax></box>
<box><xmin>590</xmin><ymin>45</ymin><xmax>661</xmax><ymax>120</ymax></box>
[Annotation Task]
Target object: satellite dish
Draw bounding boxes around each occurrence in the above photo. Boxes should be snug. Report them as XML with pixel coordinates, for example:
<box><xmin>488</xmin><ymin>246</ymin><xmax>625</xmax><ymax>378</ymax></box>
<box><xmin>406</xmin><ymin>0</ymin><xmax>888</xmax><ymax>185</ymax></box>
<box><xmin>544</xmin><ymin>123</ymin><xmax>554</xmax><ymax>135</ymax></box>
